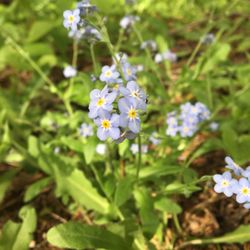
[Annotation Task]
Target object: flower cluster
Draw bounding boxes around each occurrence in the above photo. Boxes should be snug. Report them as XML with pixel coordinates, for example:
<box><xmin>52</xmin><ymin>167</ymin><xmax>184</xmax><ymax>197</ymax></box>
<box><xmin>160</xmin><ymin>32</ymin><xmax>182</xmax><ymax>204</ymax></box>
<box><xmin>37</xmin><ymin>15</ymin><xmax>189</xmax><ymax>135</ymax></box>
<box><xmin>166</xmin><ymin>102</ymin><xmax>211</xmax><ymax>138</ymax></box>
<box><xmin>213</xmin><ymin>157</ymin><xmax>250</xmax><ymax>209</ymax></box>
<box><xmin>155</xmin><ymin>50</ymin><xmax>177</xmax><ymax>63</ymax></box>
<box><xmin>79</xmin><ymin>123</ymin><xmax>93</xmax><ymax>138</ymax></box>
<box><xmin>88</xmin><ymin>57</ymin><xmax>147</xmax><ymax>142</ymax></box>
<box><xmin>63</xmin><ymin>1</ymin><xmax>100</xmax><ymax>42</ymax></box>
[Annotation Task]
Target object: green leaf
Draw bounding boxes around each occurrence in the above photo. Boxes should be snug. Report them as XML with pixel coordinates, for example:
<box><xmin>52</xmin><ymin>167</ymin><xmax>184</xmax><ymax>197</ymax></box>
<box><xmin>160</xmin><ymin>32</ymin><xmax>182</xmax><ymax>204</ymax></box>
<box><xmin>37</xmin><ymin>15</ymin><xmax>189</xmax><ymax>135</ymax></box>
<box><xmin>47</xmin><ymin>222</ymin><xmax>130</xmax><ymax>250</ymax></box>
<box><xmin>0</xmin><ymin>206</ymin><xmax>37</xmax><ymax>250</ymax></box>
<box><xmin>27</xmin><ymin>21</ymin><xmax>58</xmax><ymax>43</ymax></box>
<box><xmin>83</xmin><ymin>137</ymin><xmax>96</xmax><ymax>164</ymax></box>
<box><xmin>184</xmin><ymin>224</ymin><xmax>250</xmax><ymax>246</ymax></box>
<box><xmin>0</xmin><ymin>169</ymin><xmax>17</xmax><ymax>203</ymax></box>
<box><xmin>65</xmin><ymin>169</ymin><xmax>110</xmax><ymax>214</ymax></box>
<box><xmin>28</xmin><ymin>136</ymin><xmax>39</xmax><ymax>158</ymax></box>
<box><xmin>114</xmin><ymin>176</ymin><xmax>135</xmax><ymax>207</ymax></box>
<box><xmin>134</xmin><ymin>187</ymin><xmax>159</xmax><ymax>237</ymax></box>
<box><xmin>154</xmin><ymin>198</ymin><xmax>182</xmax><ymax>214</ymax></box>
<box><xmin>24</xmin><ymin>177</ymin><xmax>52</xmax><ymax>202</ymax></box>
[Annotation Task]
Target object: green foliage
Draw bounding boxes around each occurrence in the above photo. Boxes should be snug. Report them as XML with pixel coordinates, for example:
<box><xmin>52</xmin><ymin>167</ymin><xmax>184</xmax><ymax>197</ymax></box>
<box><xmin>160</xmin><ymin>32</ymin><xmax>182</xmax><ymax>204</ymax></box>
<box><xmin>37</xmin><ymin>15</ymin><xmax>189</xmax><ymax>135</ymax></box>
<box><xmin>47</xmin><ymin>222</ymin><xmax>131</xmax><ymax>250</ymax></box>
<box><xmin>0</xmin><ymin>206</ymin><xmax>37</xmax><ymax>250</ymax></box>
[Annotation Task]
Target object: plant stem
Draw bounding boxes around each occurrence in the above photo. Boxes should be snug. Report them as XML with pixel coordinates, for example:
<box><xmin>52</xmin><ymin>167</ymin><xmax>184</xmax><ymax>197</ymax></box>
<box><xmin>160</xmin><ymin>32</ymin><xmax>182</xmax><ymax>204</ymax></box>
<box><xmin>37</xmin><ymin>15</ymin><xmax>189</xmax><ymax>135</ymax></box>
<box><xmin>173</xmin><ymin>214</ymin><xmax>182</xmax><ymax>235</ymax></box>
<box><xmin>90</xmin><ymin>43</ymin><xmax>98</xmax><ymax>74</ymax></box>
<box><xmin>136</xmin><ymin>134</ymin><xmax>142</xmax><ymax>183</ymax></box>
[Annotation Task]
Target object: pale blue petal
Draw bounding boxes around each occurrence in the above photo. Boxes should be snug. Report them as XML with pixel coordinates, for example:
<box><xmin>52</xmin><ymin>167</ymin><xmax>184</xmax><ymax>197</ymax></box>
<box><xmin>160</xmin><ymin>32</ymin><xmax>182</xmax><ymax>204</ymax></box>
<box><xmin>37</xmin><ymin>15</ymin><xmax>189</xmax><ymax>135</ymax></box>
<box><xmin>110</xmin><ymin>127</ymin><xmax>120</xmax><ymax>140</ymax></box>
<box><xmin>128</xmin><ymin>119</ymin><xmax>140</xmax><ymax>133</ymax></box>
<box><xmin>97</xmin><ymin>127</ymin><xmax>109</xmax><ymax>141</ymax></box>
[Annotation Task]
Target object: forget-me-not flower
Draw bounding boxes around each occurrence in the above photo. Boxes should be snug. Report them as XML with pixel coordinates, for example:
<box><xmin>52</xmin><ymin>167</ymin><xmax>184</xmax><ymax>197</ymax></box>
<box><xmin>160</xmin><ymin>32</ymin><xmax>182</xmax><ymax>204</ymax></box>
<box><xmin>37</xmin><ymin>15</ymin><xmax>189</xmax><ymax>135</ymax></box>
<box><xmin>99</xmin><ymin>65</ymin><xmax>120</xmax><ymax>84</ymax></box>
<box><xmin>120</xmin><ymin>81</ymin><xmax>147</xmax><ymax>110</ymax></box>
<box><xmin>79</xmin><ymin>123</ymin><xmax>94</xmax><ymax>138</ymax></box>
<box><xmin>225</xmin><ymin>156</ymin><xmax>244</xmax><ymax>176</ymax></box>
<box><xmin>118</xmin><ymin>98</ymin><xmax>141</xmax><ymax>134</ymax></box>
<box><xmin>88</xmin><ymin>86</ymin><xmax>116</xmax><ymax>119</ymax></box>
<box><xmin>120</xmin><ymin>15</ymin><xmax>139</xmax><ymax>29</ymax></box>
<box><xmin>63</xmin><ymin>9</ymin><xmax>81</xmax><ymax>31</ymax></box>
<box><xmin>122</xmin><ymin>63</ymin><xmax>137</xmax><ymax>81</ymax></box>
<box><xmin>232</xmin><ymin>178</ymin><xmax>250</xmax><ymax>203</ymax></box>
<box><xmin>213</xmin><ymin>171</ymin><xmax>237</xmax><ymax>197</ymax></box>
<box><xmin>94</xmin><ymin>111</ymin><xmax>120</xmax><ymax>141</ymax></box>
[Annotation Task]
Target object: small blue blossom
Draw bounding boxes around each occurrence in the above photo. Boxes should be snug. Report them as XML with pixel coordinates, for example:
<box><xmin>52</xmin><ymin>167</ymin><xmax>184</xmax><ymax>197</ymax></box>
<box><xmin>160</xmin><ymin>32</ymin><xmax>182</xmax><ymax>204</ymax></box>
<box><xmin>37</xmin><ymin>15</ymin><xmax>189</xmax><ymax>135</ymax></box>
<box><xmin>94</xmin><ymin>111</ymin><xmax>120</xmax><ymax>141</ymax></box>
<box><xmin>99</xmin><ymin>65</ymin><xmax>120</xmax><ymax>84</ymax></box>
<box><xmin>232</xmin><ymin>178</ymin><xmax>250</xmax><ymax>203</ymax></box>
<box><xmin>79</xmin><ymin>123</ymin><xmax>94</xmax><ymax>138</ymax></box>
<box><xmin>179</xmin><ymin>122</ymin><xmax>198</xmax><ymax>138</ymax></box>
<box><xmin>210</xmin><ymin>122</ymin><xmax>219</xmax><ymax>131</ymax></box>
<box><xmin>63</xmin><ymin>9</ymin><xmax>81</xmax><ymax>31</ymax></box>
<box><xmin>242</xmin><ymin>166</ymin><xmax>250</xmax><ymax>179</ymax></box>
<box><xmin>141</xmin><ymin>40</ymin><xmax>157</xmax><ymax>51</ymax></box>
<box><xmin>88</xmin><ymin>86</ymin><xmax>116</xmax><ymax>119</ymax></box>
<box><xmin>120</xmin><ymin>15</ymin><xmax>140</xmax><ymax>29</ymax></box>
<box><xmin>118</xmin><ymin>98</ymin><xmax>141</xmax><ymax>134</ymax></box>
<box><xmin>155</xmin><ymin>50</ymin><xmax>177</xmax><ymax>64</ymax></box>
<box><xmin>113</xmin><ymin>52</ymin><xmax>128</xmax><ymax>64</ymax></box>
<box><xmin>63</xmin><ymin>65</ymin><xmax>77</xmax><ymax>78</ymax></box>
<box><xmin>201</xmin><ymin>33</ymin><xmax>215</xmax><ymax>44</ymax></box>
<box><xmin>120</xmin><ymin>81</ymin><xmax>147</xmax><ymax>110</ymax></box>
<box><xmin>122</xmin><ymin>63</ymin><xmax>137</xmax><ymax>81</ymax></box>
<box><xmin>77</xmin><ymin>0</ymin><xmax>97</xmax><ymax>15</ymax></box>
<box><xmin>149</xmin><ymin>132</ymin><xmax>161</xmax><ymax>145</ymax></box>
<box><xmin>213</xmin><ymin>171</ymin><xmax>237</xmax><ymax>197</ymax></box>
<box><xmin>225</xmin><ymin>156</ymin><xmax>244</xmax><ymax>176</ymax></box>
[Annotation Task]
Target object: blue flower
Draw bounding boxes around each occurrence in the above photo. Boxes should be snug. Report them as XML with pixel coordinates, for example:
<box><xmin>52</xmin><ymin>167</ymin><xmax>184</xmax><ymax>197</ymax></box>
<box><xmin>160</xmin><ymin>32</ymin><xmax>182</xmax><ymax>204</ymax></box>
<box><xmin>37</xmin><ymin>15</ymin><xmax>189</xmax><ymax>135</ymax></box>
<box><xmin>94</xmin><ymin>111</ymin><xmax>120</xmax><ymax>141</ymax></box>
<box><xmin>122</xmin><ymin>63</ymin><xmax>137</xmax><ymax>81</ymax></box>
<box><xmin>141</xmin><ymin>40</ymin><xmax>157</xmax><ymax>51</ymax></box>
<box><xmin>149</xmin><ymin>132</ymin><xmax>161</xmax><ymax>145</ymax></box>
<box><xmin>77</xmin><ymin>0</ymin><xmax>97</xmax><ymax>15</ymax></box>
<box><xmin>179</xmin><ymin>122</ymin><xmax>198</xmax><ymax>138</ymax></box>
<box><xmin>120</xmin><ymin>81</ymin><xmax>147</xmax><ymax>110</ymax></box>
<box><xmin>63</xmin><ymin>9</ymin><xmax>81</xmax><ymax>31</ymax></box>
<box><xmin>79</xmin><ymin>123</ymin><xmax>93</xmax><ymax>138</ymax></box>
<box><xmin>242</xmin><ymin>166</ymin><xmax>250</xmax><ymax>179</ymax></box>
<box><xmin>63</xmin><ymin>65</ymin><xmax>77</xmax><ymax>78</ymax></box>
<box><xmin>88</xmin><ymin>86</ymin><xmax>116</xmax><ymax>119</ymax></box>
<box><xmin>232</xmin><ymin>178</ymin><xmax>250</xmax><ymax>203</ymax></box>
<box><xmin>118</xmin><ymin>98</ymin><xmax>141</xmax><ymax>134</ymax></box>
<box><xmin>113</xmin><ymin>52</ymin><xmax>128</xmax><ymax>64</ymax></box>
<box><xmin>99</xmin><ymin>65</ymin><xmax>120</xmax><ymax>84</ymax></box>
<box><xmin>210</xmin><ymin>122</ymin><xmax>219</xmax><ymax>131</ymax></box>
<box><xmin>120</xmin><ymin>15</ymin><xmax>140</xmax><ymax>29</ymax></box>
<box><xmin>166</xmin><ymin>112</ymin><xmax>179</xmax><ymax>137</ymax></box>
<box><xmin>155</xmin><ymin>50</ymin><xmax>177</xmax><ymax>63</ymax></box>
<box><xmin>225</xmin><ymin>156</ymin><xmax>244</xmax><ymax>176</ymax></box>
<box><xmin>201</xmin><ymin>33</ymin><xmax>215</xmax><ymax>44</ymax></box>
<box><xmin>213</xmin><ymin>171</ymin><xmax>237</xmax><ymax>197</ymax></box>
<box><xmin>243</xmin><ymin>203</ymin><xmax>250</xmax><ymax>209</ymax></box>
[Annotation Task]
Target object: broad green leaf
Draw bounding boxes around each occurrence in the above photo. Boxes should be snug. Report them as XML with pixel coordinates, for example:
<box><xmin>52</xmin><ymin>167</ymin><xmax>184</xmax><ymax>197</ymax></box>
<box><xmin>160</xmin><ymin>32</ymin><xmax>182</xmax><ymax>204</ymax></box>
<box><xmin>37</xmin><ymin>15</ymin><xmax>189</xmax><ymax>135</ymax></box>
<box><xmin>134</xmin><ymin>187</ymin><xmax>159</xmax><ymax>237</ymax></box>
<box><xmin>183</xmin><ymin>224</ymin><xmax>250</xmax><ymax>246</ymax></box>
<box><xmin>27</xmin><ymin>21</ymin><xmax>58</xmax><ymax>43</ymax></box>
<box><xmin>0</xmin><ymin>169</ymin><xmax>17</xmax><ymax>203</ymax></box>
<box><xmin>47</xmin><ymin>222</ymin><xmax>130</xmax><ymax>250</ymax></box>
<box><xmin>154</xmin><ymin>198</ymin><xmax>182</xmax><ymax>214</ymax></box>
<box><xmin>0</xmin><ymin>206</ymin><xmax>37</xmax><ymax>250</ymax></box>
<box><xmin>83</xmin><ymin>137</ymin><xmax>96</xmax><ymax>164</ymax></box>
<box><xmin>65</xmin><ymin>169</ymin><xmax>110</xmax><ymax>214</ymax></box>
<box><xmin>24</xmin><ymin>177</ymin><xmax>52</xmax><ymax>202</ymax></box>
<box><xmin>114</xmin><ymin>176</ymin><xmax>135</xmax><ymax>207</ymax></box>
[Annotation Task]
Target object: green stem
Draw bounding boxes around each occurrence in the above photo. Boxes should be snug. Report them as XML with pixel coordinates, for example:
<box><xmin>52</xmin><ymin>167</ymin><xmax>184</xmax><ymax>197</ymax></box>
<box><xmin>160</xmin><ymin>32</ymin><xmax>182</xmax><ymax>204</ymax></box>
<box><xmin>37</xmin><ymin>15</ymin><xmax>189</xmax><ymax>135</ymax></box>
<box><xmin>90</xmin><ymin>43</ymin><xmax>98</xmax><ymax>74</ymax></box>
<box><xmin>173</xmin><ymin>214</ymin><xmax>182</xmax><ymax>235</ymax></box>
<box><xmin>186</xmin><ymin>38</ymin><xmax>203</xmax><ymax>67</ymax></box>
<box><xmin>206</xmin><ymin>76</ymin><xmax>213</xmax><ymax>109</ymax></box>
<box><xmin>136</xmin><ymin>134</ymin><xmax>142</xmax><ymax>182</ymax></box>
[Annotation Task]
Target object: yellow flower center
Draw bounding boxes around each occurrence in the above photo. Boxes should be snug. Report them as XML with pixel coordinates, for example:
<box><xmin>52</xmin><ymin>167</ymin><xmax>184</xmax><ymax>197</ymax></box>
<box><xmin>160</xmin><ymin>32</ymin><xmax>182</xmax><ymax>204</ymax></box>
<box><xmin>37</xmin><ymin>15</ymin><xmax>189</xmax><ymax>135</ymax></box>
<box><xmin>126</xmin><ymin>68</ymin><xmax>132</xmax><ymax>76</ymax></box>
<box><xmin>128</xmin><ymin>108</ymin><xmax>137</xmax><ymax>119</ymax></box>
<box><xmin>221</xmin><ymin>180</ymin><xmax>229</xmax><ymax>187</ymax></box>
<box><xmin>113</xmin><ymin>84</ymin><xmax>119</xmax><ymax>91</ymax></box>
<box><xmin>68</xmin><ymin>15</ymin><xmax>75</xmax><ymax>23</ymax></box>
<box><xmin>105</xmin><ymin>70</ymin><xmax>112</xmax><ymax>78</ymax></box>
<box><xmin>131</xmin><ymin>90</ymin><xmax>139</xmax><ymax>98</ymax></box>
<box><xmin>97</xmin><ymin>98</ymin><xmax>105</xmax><ymax>107</ymax></box>
<box><xmin>101</xmin><ymin>119</ymin><xmax>111</xmax><ymax>129</ymax></box>
<box><xmin>242</xmin><ymin>187</ymin><xmax>249</xmax><ymax>195</ymax></box>
<box><xmin>183</xmin><ymin>126</ymin><xmax>189</xmax><ymax>133</ymax></box>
